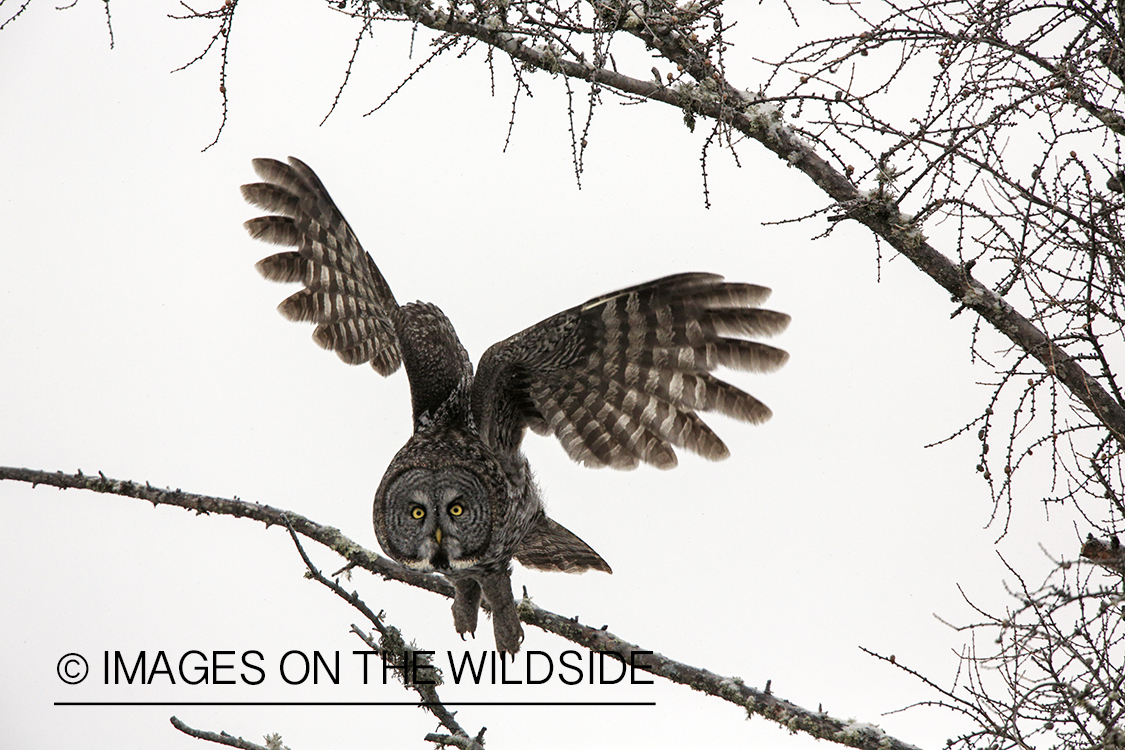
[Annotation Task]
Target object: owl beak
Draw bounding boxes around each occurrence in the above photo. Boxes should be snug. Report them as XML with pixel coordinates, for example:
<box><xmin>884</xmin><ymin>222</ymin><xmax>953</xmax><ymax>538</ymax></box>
<box><xmin>434</xmin><ymin>527</ymin><xmax>442</xmax><ymax>544</ymax></box>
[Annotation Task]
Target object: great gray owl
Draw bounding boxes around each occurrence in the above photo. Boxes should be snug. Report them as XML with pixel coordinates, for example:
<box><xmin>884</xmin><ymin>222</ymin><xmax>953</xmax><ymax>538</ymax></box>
<box><xmin>241</xmin><ymin>157</ymin><xmax>789</xmax><ymax>654</ymax></box>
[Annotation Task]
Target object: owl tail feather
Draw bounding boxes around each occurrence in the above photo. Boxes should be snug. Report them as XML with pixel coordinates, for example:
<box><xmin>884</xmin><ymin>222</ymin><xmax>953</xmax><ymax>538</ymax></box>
<box><xmin>515</xmin><ymin>516</ymin><xmax>612</xmax><ymax>574</ymax></box>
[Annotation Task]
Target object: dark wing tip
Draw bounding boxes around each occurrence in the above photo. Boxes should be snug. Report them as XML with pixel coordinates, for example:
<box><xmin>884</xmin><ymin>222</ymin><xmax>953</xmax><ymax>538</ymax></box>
<box><xmin>250</xmin><ymin>157</ymin><xmax>290</xmax><ymax>182</ymax></box>
<box><xmin>244</xmin><ymin>216</ymin><xmax>299</xmax><ymax>246</ymax></box>
<box><xmin>254</xmin><ymin>252</ymin><xmax>304</xmax><ymax>283</ymax></box>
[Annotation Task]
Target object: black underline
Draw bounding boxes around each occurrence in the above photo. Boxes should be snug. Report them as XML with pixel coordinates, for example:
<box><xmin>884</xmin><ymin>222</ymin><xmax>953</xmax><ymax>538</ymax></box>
<box><xmin>54</xmin><ymin>701</ymin><xmax>655</xmax><ymax>707</ymax></box>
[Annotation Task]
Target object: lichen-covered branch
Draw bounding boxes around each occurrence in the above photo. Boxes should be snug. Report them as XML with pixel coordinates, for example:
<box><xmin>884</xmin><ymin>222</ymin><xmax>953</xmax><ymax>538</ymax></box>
<box><xmin>169</xmin><ymin>716</ymin><xmax>275</xmax><ymax>750</ymax></box>
<box><xmin>284</xmin><ymin>524</ymin><xmax>485</xmax><ymax>749</ymax></box>
<box><xmin>0</xmin><ymin>464</ymin><xmax>922</xmax><ymax>750</ymax></box>
<box><xmin>520</xmin><ymin>597</ymin><xmax>922</xmax><ymax>750</ymax></box>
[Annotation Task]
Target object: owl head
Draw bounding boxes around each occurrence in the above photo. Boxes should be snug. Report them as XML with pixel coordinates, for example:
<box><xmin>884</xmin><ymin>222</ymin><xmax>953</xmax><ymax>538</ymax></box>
<box><xmin>375</xmin><ymin>464</ymin><xmax>492</xmax><ymax>571</ymax></box>
<box><xmin>373</xmin><ymin>432</ymin><xmax>509</xmax><ymax>573</ymax></box>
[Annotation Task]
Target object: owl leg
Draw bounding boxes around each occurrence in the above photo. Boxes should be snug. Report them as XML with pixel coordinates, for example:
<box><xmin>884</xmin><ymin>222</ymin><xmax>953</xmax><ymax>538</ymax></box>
<box><xmin>479</xmin><ymin>569</ymin><xmax>523</xmax><ymax>656</ymax></box>
<box><xmin>451</xmin><ymin>577</ymin><xmax>482</xmax><ymax>640</ymax></box>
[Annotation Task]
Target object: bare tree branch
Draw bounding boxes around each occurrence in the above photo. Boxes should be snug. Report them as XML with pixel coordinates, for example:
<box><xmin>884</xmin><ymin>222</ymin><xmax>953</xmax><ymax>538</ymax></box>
<box><xmin>284</xmin><ymin>522</ymin><xmax>485</xmax><ymax>749</ymax></box>
<box><xmin>169</xmin><ymin>716</ymin><xmax>275</xmax><ymax>750</ymax></box>
<box><xmin>1081</xmin><ymin>534</ymin><xmax>1125</xmax><ymax>575</ymax></box>
<box><xmin>0</xmin><ymin>464</ymin><xmax>922</xmax><ymax>750</ymax></box>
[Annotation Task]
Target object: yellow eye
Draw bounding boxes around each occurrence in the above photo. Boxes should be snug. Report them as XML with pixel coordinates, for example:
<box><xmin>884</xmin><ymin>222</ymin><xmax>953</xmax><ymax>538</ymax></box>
<box><xmin>449</xmin><ymin>504</ymin><xmax>463</xmax><ymax>517</ymax></box>
<box><xmin>411</xmin><ymin>507</ymin><xmax>425</xmax><ymax>520</ymax></box>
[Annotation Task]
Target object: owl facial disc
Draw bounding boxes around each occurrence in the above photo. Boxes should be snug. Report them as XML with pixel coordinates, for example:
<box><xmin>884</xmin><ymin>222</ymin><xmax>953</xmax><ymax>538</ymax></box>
<box><xmin>377</xmin><ymin>466</ymin><xmax>491</xmax><ymax>573</ymax></box>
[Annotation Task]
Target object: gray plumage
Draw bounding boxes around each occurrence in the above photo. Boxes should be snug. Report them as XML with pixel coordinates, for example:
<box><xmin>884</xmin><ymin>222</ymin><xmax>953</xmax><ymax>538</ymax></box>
<box><xmin>241</xmin><ymin>156</ymin><xmax>789</xmax><ymax>654</ymax></box>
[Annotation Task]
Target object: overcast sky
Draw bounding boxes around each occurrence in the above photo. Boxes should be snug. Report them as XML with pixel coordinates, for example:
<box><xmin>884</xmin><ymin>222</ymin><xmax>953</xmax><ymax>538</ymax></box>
<box><xmin>0</xmin><ymin>2</ymin><xmax>1088</xmax><ymax>749</ymax></box>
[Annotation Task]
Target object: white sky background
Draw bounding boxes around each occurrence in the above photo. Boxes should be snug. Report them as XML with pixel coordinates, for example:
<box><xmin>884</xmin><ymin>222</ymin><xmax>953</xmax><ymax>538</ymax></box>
<box><xmin>0</xmin><ymin>1</ymin><xmax>1091</xmax><ymax>749</ymax></box>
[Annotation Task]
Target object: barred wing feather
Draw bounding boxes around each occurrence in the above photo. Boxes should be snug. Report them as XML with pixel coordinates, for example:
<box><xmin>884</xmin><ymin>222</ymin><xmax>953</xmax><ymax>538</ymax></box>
<box><xmin>241</xmin><ymin>157</ymin><xmax>402</xmax><ymax>376</ymax></box>
<box><xmin>473</xmin><ymin>273</ymin><xmax>789</xmax><ymax>469</ymax></box>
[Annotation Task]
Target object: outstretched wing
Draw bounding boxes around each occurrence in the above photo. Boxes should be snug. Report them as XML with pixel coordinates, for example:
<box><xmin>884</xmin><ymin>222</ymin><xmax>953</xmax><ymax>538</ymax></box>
<box><xmin>241</xmin><ymin>157</ymin><xmax>402</xmax><ymax>376</ymax></box>
<box><xmin>472</xmin><ymin>273</ymin><xmax>789</xmax><ymax>469</ymax></box>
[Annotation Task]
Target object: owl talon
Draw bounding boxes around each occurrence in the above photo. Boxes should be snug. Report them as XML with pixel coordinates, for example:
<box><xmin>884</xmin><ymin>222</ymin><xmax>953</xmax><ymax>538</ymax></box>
<box><xmin>491</xmin><ymin>609</ymin><xmax>524</xmax><ymax>657</ymax></box>
<box><xmin>451</xmin><ymin>577</ymin><xmax>482</xmax><ymax>639</ymax></box>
